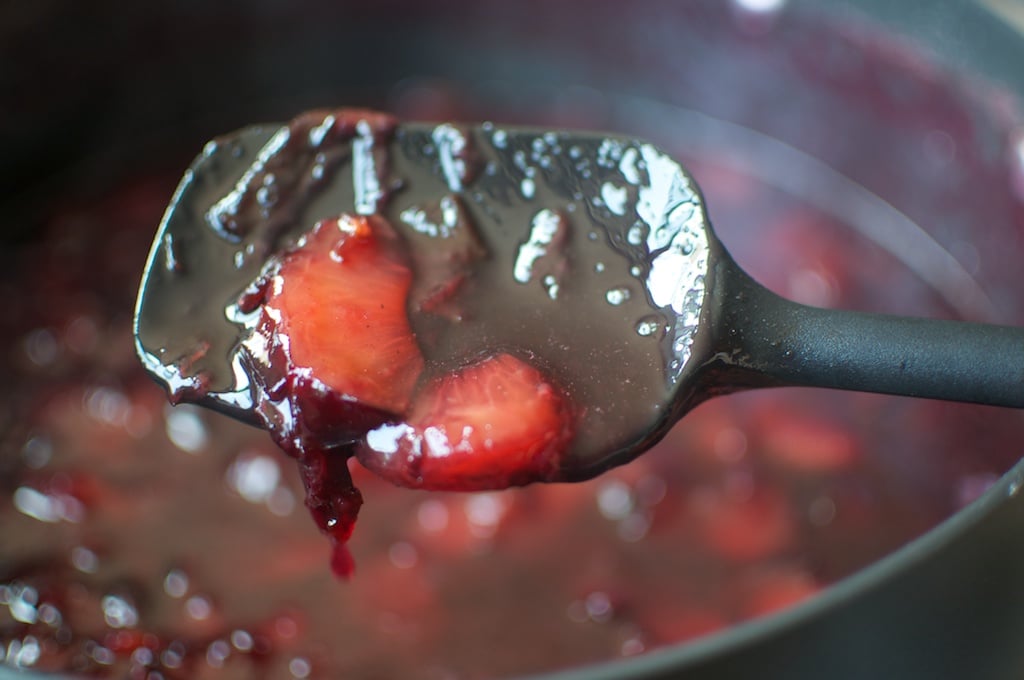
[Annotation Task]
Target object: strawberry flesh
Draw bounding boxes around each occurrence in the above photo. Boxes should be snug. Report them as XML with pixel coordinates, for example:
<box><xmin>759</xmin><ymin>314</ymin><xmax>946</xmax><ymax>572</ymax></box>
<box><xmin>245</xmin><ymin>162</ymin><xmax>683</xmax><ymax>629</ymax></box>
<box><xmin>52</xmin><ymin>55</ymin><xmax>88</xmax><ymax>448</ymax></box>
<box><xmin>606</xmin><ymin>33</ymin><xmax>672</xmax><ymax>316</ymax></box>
<box><xmin>241</xmin><ymin>213</ymin><xmax>425</xmax><ymax>449</ymax></box>
<box><xmin>357</xmin><ymin>352</ymin><xmax>574</xmax><ymax>491</ymax></box>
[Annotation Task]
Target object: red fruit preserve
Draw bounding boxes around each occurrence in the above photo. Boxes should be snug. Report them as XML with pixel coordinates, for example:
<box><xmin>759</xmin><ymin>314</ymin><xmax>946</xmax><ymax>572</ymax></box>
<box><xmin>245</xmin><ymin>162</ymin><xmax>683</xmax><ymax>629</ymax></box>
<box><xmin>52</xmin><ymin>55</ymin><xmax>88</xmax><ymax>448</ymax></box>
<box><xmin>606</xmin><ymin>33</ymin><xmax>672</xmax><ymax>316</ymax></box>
<box><xmin>144</xmin><ymin>105</ymin><xmax>717</xmax><ymax>575</ymax></box>
<box><xmin>4</xmin><ymin>7</ymin><xmax>1024</xmax><ymax>680</ymax></box>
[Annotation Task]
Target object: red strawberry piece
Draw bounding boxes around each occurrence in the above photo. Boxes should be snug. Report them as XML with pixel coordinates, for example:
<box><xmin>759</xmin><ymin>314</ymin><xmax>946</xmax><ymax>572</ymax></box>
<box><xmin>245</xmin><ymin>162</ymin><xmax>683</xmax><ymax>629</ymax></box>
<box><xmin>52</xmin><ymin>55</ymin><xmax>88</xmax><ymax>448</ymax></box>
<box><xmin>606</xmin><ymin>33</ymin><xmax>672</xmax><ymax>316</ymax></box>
<box><xmin>739</xmin><ymin>568</ymin><xmax>820</xmax><ymax>619</ymax></box>
<box><xmin>102</xmin><ymin>629</ymin><xmax>149</xmax><ymax>655</ymax></box>
<box><xmin>643</xmin><ymin>607</ymin><xmax>728</xmax><ymax>645</ymax></box>
<box><xmin>241</xmin><ymin>213</ymin><xmax>425</xmax><ymax>451</ymax></box>
<box><xmin>692</xmin><ymin>483</ymin><xmax>796</xmax><ymax>562</ymax></box>
<box><xmin>357</xmin><ymin>352</ymin><xmax>574</xmax><ymax>491</ymax></box>
<box><xmin>752</xmin><ymin>403</ymin><xmax>858</xmax><ymax>473</ymax></box>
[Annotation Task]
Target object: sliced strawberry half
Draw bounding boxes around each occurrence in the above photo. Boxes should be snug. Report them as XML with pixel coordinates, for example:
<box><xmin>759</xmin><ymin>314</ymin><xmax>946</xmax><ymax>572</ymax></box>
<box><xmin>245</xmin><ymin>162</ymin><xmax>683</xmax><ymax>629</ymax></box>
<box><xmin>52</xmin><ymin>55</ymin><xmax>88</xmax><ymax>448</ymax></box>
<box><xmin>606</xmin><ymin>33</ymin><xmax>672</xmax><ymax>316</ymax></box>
<box><xmin>357</xmin><ymin>352</ymin><xmax>574</xmax><ymax>491</ymax></box>
<box><xmin>241</xmin><ymin>213</ymin><xmax>425</xmax><ymax>450</ymax></box>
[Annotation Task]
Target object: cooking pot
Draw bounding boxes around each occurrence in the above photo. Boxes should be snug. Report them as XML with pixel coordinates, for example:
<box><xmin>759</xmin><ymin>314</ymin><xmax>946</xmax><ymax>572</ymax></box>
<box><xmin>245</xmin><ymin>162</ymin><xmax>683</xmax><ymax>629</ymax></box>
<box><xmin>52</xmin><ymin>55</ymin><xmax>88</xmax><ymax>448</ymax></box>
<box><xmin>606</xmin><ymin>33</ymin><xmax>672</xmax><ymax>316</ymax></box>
<box><xmin>3</xmin><ymin>1</ymin><xmax>1024</xmax><ymax>678</ymax></box>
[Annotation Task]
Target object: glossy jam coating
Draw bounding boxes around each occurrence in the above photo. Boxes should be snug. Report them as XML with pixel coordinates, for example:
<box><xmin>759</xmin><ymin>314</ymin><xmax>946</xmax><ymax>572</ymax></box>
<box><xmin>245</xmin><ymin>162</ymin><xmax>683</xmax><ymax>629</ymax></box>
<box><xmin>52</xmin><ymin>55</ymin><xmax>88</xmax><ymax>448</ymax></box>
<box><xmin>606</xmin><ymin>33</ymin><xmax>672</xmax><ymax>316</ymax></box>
<box><xmin>137</xmin><ymin>105</ymin><xmax>718</xmax><ymax>575</ymax></box>
<box><xmin>136</xmin><ymin>109</ymin><xmax>710</xmax><ymax>481</ymax></box>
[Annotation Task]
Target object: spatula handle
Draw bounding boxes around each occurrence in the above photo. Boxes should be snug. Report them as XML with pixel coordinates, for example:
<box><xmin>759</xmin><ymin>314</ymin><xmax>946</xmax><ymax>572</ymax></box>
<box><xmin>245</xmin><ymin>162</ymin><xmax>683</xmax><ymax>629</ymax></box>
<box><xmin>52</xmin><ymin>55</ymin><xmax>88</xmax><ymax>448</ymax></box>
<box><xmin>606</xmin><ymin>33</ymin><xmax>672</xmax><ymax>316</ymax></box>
<box><xmin>704</xmin><ymin>256</ymin><xmax>1024</xmax><ymax>408</ymax></box>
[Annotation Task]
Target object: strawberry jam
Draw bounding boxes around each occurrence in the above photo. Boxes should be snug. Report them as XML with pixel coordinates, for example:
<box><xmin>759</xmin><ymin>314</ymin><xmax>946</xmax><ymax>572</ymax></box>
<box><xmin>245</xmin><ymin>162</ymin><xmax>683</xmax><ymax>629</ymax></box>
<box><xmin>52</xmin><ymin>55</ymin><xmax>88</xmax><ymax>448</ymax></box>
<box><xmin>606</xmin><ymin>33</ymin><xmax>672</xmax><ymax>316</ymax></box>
<box><xmin>5</xmin><ymin>147</ymin><xmax>1024</xmax><ymax>679</ymax></box>
<box><xmin>137</xmin><ymin>105</ymin><xmax>719</xmax><ymax>574</ymax></box>
<box><xmin>6</xmin><ymin>4</ymin><xmax>1024</xmax><ymax>680</ymax></box>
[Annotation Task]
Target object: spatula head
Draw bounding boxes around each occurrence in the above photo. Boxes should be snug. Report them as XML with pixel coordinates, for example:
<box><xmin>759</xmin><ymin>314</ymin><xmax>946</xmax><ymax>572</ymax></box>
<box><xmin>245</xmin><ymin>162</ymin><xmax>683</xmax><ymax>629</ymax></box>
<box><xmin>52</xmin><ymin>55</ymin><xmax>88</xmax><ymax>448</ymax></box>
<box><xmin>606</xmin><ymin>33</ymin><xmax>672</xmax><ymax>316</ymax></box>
<box><xmin>133</xmin><ymin>109</ymin><xmax>713</xmax><ymax>477</ymax></box>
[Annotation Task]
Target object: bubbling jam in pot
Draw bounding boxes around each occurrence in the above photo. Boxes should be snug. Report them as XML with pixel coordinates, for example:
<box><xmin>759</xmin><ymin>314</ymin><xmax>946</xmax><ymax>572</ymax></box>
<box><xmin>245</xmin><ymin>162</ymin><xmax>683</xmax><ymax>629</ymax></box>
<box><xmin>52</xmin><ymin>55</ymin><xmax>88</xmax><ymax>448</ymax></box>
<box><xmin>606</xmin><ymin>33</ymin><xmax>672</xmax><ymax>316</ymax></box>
<box><xmin>4</xmin><ymin>144</ymin><xmax>1024</xmax><ymax>680</ymax></box>
<box><xmin>6</xmin><ymin>10</ymin><xmax>1024</xmax><ymax>677</ymax></box>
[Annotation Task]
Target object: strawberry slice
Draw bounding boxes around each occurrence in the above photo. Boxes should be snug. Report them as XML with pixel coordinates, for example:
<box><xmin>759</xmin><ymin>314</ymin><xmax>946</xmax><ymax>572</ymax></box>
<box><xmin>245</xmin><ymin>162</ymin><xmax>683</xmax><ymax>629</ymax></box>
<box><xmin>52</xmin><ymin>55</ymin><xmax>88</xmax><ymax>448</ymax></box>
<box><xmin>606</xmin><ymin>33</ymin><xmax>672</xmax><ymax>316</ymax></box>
<box><xmin>241</xmin><ymin>213</ymin><xmax>425</xmax><ymax>449</ymax></box>
<box><xmin>357</xmin><ymin>352</ymin><xmax>574</xmax><ymax>491</ymax></box>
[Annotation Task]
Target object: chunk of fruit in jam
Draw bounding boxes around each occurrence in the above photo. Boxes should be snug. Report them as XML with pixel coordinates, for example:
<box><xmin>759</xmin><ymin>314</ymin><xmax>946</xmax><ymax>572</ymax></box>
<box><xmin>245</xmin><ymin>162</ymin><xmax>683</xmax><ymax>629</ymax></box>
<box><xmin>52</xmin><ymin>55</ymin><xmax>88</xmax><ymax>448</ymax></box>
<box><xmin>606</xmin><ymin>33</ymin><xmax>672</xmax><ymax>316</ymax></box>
<box><xmin>400</xmin><ymin>194</ymin><xmax>488</xmax><ymax>320</ymax></box>
<box><xmin>240</xmin><ymin>213</ymin><xmax>574</xmax><ymax>576</ymax></box>
<box><xmin>239</xmin><ymin>213</ymin><xmax>425</xmax><ymax>448</ymax></box>
<box><xmin>357</xmin><ymin>352</ymin><xmax>574</xmax><ymax>491</ymax></box>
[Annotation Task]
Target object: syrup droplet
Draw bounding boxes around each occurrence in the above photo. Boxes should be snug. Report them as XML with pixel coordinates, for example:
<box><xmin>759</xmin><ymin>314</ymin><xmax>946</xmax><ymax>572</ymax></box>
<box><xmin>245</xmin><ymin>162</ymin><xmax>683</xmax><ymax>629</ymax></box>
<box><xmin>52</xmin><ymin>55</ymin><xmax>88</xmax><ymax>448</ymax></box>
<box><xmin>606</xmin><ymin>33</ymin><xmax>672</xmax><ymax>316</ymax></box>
<box><xmin>605</xmin><ymin>287</ymin><xmax>631</xmax><ymax>306</ymax></box>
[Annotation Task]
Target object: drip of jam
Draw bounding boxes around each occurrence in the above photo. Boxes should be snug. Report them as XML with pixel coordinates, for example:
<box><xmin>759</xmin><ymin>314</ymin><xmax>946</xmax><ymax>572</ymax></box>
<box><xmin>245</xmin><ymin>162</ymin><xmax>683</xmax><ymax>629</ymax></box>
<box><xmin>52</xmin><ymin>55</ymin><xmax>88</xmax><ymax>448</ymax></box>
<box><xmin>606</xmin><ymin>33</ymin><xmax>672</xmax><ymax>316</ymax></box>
<box><xmin>298</xmin><ymin>449</ymin><xmax>363</xmax><ymax>578</ymax></box>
